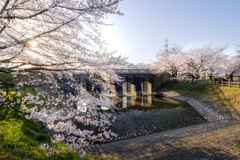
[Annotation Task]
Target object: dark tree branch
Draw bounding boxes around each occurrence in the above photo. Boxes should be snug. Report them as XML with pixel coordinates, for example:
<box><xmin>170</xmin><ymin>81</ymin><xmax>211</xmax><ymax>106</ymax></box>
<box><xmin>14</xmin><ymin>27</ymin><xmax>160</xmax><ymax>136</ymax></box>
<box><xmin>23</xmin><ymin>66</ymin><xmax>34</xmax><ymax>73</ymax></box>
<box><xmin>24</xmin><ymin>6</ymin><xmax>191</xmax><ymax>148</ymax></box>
<box><xmin>0</xmin><ymin>0</ymin><xmax>11</xmax><ymax>14</ymax></box>
<box><xmin>0</xmin><ymin>1</ymin><xmax>58</xmax><ymax>19</ymax></box>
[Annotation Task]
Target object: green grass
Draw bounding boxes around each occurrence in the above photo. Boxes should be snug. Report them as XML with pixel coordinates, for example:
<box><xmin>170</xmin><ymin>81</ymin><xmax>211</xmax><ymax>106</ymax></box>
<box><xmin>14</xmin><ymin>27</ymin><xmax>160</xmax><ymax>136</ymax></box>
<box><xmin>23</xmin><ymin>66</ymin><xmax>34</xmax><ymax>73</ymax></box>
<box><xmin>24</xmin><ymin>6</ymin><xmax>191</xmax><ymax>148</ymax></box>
<box><xmin>0</xmin><ymin>72</ymin><xmax>14</xmax><ymax>83</ymax></box>
<box><xmin>159</xmin><ymin>82</ymin><xmax>240</xmax><ymax>113</ymax></box>
<box><xmin>160</xmin><ymin>82</ymin><xmax>213</xmax><ymax>97</ymax></box>
<box><xmin>232</xmin><ymin>144</ymin><xmax>238</xmax><ymax>147</ymax></box>
<box><xmin>35</xmin><ymin>134</ymin><xmax>51</xmax><ymax>142</ymax></box>
<box><xmin>0</xmin><ymin>72</ymin><xmax>24</xmax><ymax>84</ymax></box>
<box><xmin>0</xmin><ymin>87</ymin><xmax>111</xmax><ymax>160</ymax></box>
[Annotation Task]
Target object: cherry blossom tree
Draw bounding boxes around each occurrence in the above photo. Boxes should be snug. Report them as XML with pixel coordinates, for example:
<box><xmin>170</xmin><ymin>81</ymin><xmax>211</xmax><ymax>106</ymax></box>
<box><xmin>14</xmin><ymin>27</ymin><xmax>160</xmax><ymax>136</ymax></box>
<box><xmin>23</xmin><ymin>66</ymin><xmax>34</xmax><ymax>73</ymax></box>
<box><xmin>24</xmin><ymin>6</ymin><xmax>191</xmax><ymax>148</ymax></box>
<box><xmin>0</xmin><ymin>0</ymin><xmax>124</xmax><ymax>73</ymax></box>
<box><xmin>0</xmin><ymin>0</ymin><xmax>125</xmax><ymax>158</ymax></box>
<box><xmin>180</xmin><ymin>44</ymin><xmax>227</xmax><ymax>82</ymax></box>
<box><xmin>206</xmin><ymin>58</ymin><xmax>226</xmax><ymax>80</ymax></box>
<box><xmin>155</xmin><ymin>45</ymin><xmax>184</xmax><ymax>78</ymax></box>
<box><xmin>223</xmin><ymin>54</ymin><xmax>240</xmax><ymax>82</ymax></box>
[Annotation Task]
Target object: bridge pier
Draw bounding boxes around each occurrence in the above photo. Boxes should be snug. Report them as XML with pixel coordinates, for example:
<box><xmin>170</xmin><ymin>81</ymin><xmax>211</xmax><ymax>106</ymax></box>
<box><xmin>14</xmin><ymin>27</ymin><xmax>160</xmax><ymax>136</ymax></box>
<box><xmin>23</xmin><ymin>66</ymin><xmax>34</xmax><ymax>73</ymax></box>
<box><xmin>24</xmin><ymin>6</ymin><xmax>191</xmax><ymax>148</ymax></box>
<box><xmin>122</xmin><ymin>82</ymin><xmax>136</xmax><ymax>97</ymax></box>
<box><xmin>142</xmin><ymin>81</ymin><xmax>152</xmax><ymax>95</ymax></box>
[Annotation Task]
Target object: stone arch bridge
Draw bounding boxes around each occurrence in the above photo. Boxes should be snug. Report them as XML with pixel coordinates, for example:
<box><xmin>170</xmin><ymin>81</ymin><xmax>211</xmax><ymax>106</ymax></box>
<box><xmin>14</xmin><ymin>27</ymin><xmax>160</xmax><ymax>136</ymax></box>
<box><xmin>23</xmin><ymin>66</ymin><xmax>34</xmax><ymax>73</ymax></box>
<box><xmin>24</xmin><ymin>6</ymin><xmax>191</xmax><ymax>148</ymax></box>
<box><xmin>73</xmin><ymin>69</ymin><xmax>172</xmax><ymax>96</ymax></box>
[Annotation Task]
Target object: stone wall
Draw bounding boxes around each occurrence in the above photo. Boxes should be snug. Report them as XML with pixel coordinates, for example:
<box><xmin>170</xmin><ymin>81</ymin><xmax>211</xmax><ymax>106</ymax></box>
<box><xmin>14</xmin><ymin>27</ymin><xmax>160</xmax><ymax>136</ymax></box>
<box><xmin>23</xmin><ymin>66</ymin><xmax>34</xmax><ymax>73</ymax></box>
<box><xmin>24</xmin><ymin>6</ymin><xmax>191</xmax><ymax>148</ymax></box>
<box><xmin>161</xmin><ymin>91</ymin><xmax>240</xmax><ymax>122</ymax></box>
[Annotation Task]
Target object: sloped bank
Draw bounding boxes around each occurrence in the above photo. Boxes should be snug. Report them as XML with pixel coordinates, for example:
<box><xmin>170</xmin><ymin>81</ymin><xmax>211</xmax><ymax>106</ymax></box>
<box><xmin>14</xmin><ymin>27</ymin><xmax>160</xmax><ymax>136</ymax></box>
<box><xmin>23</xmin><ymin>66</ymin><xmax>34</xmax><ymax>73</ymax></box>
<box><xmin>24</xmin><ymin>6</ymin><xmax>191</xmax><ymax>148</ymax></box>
<box><xmin>160</xmin><ymin>90</ymin><xmax>240</xmax><ymax>122</ymax></box>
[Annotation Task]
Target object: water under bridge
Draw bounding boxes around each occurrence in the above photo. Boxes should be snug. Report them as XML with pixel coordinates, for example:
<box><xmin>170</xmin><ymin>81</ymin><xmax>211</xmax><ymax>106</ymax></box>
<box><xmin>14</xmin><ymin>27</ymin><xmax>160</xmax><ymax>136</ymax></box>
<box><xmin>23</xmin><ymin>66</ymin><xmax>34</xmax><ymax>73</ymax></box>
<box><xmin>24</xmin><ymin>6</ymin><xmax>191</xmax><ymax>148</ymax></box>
<box><xmin>72</xmin><ymin>69</ymin><xmax>172</xmax><ymax>96</ymax></box>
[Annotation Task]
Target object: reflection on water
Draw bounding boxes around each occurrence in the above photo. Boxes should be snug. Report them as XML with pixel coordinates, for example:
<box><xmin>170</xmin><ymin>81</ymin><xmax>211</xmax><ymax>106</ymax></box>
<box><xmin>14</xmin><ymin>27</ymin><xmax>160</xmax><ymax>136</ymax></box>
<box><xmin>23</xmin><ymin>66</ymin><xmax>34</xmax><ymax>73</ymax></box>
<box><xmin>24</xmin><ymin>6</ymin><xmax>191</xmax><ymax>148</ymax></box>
<box><xmin>123</xmin><ymin>97</ymin><xmax>127</xmax><ymax>108</ymax></box>
<box><xmin>101</xmin><ymin>106</ymin><xmax>110</xmax><ymax>110</ymax></box>
<box><xmin>115</xmin><ymin>96</ymin><xmax>181</xmax><ymax>109</ymax></box>
<box><xmin>141</xmin><ymin>96</ymin><xmax>152</xmax><ymax>106</ymax></box>
<box><xmin>104</xmin><ymin>96</ymin><xmax>207</xmax><ymax>142</ymax></box>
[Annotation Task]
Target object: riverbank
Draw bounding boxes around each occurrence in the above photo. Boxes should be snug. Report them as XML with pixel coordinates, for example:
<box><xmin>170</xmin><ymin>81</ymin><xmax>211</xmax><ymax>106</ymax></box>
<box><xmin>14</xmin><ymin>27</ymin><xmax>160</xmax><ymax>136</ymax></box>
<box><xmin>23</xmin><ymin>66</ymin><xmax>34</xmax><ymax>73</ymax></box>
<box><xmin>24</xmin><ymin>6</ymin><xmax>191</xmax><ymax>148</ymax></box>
<box><xmin>157</xmin><ymin>82</ymin><xmax>240</xmax><ymax>122</ymax></box>
<box><xmin>158</xmin><ymin>82</ymin><xmax>240</xmax><ymax>115</ymax></box>
<box><xmin>93</xmin><ymin>83</ymin><xmax>240</xmax><ymax>159</ymax></box>
<box><xmin>160</xmin><ymin>90</ymin><xmax>240</xmax><ymax>122</ymax></box>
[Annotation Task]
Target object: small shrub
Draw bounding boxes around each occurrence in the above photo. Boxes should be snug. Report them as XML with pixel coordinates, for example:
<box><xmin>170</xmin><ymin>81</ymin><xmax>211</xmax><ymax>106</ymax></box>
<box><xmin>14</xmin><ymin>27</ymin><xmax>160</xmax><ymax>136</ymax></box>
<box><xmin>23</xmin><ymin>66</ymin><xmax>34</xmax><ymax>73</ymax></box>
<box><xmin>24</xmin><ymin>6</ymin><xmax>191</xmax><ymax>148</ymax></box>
<box><xmin>18</xmin><ymin>151</ymin><xmax>26</xmax><ymax>157</ymax></box>
<box><xmin>24</xmin><ymin>120</ymin><xmax>40</xmax><ymax>132</ymax></box>
<box><xmin>16</xmin><ymin>142</ymin><xmax>25</xmax><ymax>147</ymax></box>
<box><xmin>0</xmin><ymin>137</ymin><xmax>5</xmax><ymax>142</ymax></box>
<box><xmin>35</xmin><ymin>134</ymin><xmax>50</xmax><ymax>142</ymax></box>
<box><xmin>9</xmin><ymin>155</ymin><xmax>21</xmax><ymax>160</ymax></box>
<box><xmin>3</xmin><ymin>142</ymin><xmax>16</xmax><ymax>149</ymax></box>
<box><xmin>29</xmin><ymin>140</ymin><xmax>38</xmax><ymax>146</ymax></box>
<box><xmin>0</xmin><ymin>72</ymin><xmax>13</xmax><ymax>83</ymax></box>
<box><xmin>12</xmin><ymin>150</ymin><xmax>26</xmax><ymax>157</ymax></box>
<box><xmin>22</xmin><ymin>128</ymin><xmax>35</xmax><ymax>137</ymax></box>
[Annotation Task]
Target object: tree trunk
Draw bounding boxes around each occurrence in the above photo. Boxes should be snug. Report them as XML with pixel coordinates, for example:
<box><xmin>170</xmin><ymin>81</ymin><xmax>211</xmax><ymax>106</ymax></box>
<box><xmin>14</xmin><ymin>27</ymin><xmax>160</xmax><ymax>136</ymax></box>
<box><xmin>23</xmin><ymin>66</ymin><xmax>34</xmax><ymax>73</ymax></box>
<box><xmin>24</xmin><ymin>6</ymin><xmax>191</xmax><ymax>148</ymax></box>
<box><xmin>230</xmin><ymin>74</ymin><xmax>233</xmax><ymax>82</ymax></box>
<box><xmin>192</xmin><ymin>75</ymin><xmax>194</xmax><ymax>83</ymax></box>
<box><xmin>209</xmin><ymin>75</ymin><xmax>213</xmax><ymax>80</ymax></box>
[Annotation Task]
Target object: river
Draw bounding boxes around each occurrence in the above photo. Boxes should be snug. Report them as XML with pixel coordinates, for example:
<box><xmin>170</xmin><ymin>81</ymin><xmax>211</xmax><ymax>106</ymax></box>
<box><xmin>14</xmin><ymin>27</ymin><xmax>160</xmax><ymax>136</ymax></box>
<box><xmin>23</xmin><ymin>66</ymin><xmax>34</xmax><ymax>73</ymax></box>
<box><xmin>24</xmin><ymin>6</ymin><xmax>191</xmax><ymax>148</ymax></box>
<box><xmin>104</xmin><ymin>96</ymin><xmax>207</xmax><ymax>141</ymax></box>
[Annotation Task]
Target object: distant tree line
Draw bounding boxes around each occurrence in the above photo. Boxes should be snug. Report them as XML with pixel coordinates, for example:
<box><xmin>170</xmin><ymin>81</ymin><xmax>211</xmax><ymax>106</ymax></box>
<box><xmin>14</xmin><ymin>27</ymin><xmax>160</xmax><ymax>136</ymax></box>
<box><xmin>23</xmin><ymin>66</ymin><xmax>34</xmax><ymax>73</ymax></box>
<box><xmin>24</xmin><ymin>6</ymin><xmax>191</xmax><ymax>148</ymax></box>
<box><xmin>152</xmin><ymin>44</ymin><xmax>240</xmax><ymax>82</ymax></box>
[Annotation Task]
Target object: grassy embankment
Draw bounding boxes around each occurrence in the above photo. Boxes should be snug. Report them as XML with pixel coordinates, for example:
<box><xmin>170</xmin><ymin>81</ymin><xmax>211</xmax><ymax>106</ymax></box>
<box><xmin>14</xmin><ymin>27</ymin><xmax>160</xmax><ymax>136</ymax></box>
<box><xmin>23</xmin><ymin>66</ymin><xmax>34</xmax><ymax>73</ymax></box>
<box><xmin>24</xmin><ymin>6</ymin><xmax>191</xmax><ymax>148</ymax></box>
<box><xmin>0</xmin><ymin>73</ymin><xmax>110</xmax><ymax>160</ymax></box>
<box><xmin>159</xmin><ymin>82</ymin><xmax>240</xmax><ymax>113</ymax></box>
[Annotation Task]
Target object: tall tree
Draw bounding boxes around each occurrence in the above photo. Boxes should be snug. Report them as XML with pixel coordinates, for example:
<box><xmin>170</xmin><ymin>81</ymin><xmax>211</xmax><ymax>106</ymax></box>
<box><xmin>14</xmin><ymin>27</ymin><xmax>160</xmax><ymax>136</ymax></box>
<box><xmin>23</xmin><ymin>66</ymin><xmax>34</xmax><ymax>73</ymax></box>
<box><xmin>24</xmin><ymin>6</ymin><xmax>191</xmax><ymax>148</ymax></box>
<box><xmin>224</xmin><ymin>55</ymin><xmax>240</xmax><ymax>82</ymax></box>
<box><xmin>180</xmin><ymin>44</ymin><xmax>227</xmax><ymax>82</ymax></box>
<box><xmin>155</xmin><ymin>45</ymin><xmax>184</xmax><ymax>77</ymax></box>
<box><xmin>0</xmin><ymin>0</ymin><xmax>124</xmax><ymax>74</ymax></box>
<box><xmin>0</xmin><ymin>0</ymin><xmax>124</xmax><ymax>158</ymax></box>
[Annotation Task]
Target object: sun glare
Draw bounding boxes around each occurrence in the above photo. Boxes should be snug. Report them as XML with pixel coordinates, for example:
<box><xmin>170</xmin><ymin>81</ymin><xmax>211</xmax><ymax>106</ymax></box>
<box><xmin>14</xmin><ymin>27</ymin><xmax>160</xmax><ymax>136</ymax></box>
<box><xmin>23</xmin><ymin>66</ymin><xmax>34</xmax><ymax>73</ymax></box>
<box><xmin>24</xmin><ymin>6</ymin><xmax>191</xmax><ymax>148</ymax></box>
<box><xmin>29</xmin><ymin>41</ymin><xmax>38</xmax><ymax>48</ymax></box>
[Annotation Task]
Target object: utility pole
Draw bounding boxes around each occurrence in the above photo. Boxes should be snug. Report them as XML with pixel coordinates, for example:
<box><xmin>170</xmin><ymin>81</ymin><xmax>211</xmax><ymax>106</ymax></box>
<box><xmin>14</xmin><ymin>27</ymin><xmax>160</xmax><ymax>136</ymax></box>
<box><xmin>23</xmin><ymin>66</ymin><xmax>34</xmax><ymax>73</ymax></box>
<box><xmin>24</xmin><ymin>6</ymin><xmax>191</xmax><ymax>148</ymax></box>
<box><xmin>163</xmin><ymin>39</ymin><xmax>168</xmax><ymax>75</ymax></box>
<box><xmin>165</xmin><ymin>39</ymin><xmax>168</xmax><ymax>54</ymax></box>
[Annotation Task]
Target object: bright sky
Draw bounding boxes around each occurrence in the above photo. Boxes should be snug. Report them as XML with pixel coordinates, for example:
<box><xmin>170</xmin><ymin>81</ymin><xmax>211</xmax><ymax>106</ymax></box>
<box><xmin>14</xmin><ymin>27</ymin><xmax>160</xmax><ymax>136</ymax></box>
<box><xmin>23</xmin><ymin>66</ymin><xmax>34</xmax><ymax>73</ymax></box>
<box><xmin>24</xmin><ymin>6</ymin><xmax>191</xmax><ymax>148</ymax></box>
<box><xmin>101</xmin><ymin>0</ymin><xmax>240</xmax><ymax>64</ymax></box>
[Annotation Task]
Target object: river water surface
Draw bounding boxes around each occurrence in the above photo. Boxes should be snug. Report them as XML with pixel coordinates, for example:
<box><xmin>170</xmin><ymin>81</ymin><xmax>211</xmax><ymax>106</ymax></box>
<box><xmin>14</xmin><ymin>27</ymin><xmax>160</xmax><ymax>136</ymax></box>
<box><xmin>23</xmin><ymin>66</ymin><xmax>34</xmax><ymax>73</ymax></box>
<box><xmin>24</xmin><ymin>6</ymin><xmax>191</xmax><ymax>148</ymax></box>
<box><xmin>104</xmin><ymin>96</ymin><xmax>207</xmax><ymax>141</ymax></box>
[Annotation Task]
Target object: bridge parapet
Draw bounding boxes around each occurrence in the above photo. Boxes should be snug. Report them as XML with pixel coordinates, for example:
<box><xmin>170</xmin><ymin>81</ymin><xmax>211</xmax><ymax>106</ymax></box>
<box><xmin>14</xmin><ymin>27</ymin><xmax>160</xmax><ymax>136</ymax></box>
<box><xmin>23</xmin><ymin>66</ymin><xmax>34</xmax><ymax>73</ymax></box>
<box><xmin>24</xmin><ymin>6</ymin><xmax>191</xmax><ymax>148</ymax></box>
<box><xmin>112</xmin><ymin>69</ymin><xmax>157</xmax><ymax>74</ymax></box>
<box><xmin>73</xmin><ymin>69</ymin><xmax>158</xmax><ymax>74</ymax></box>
